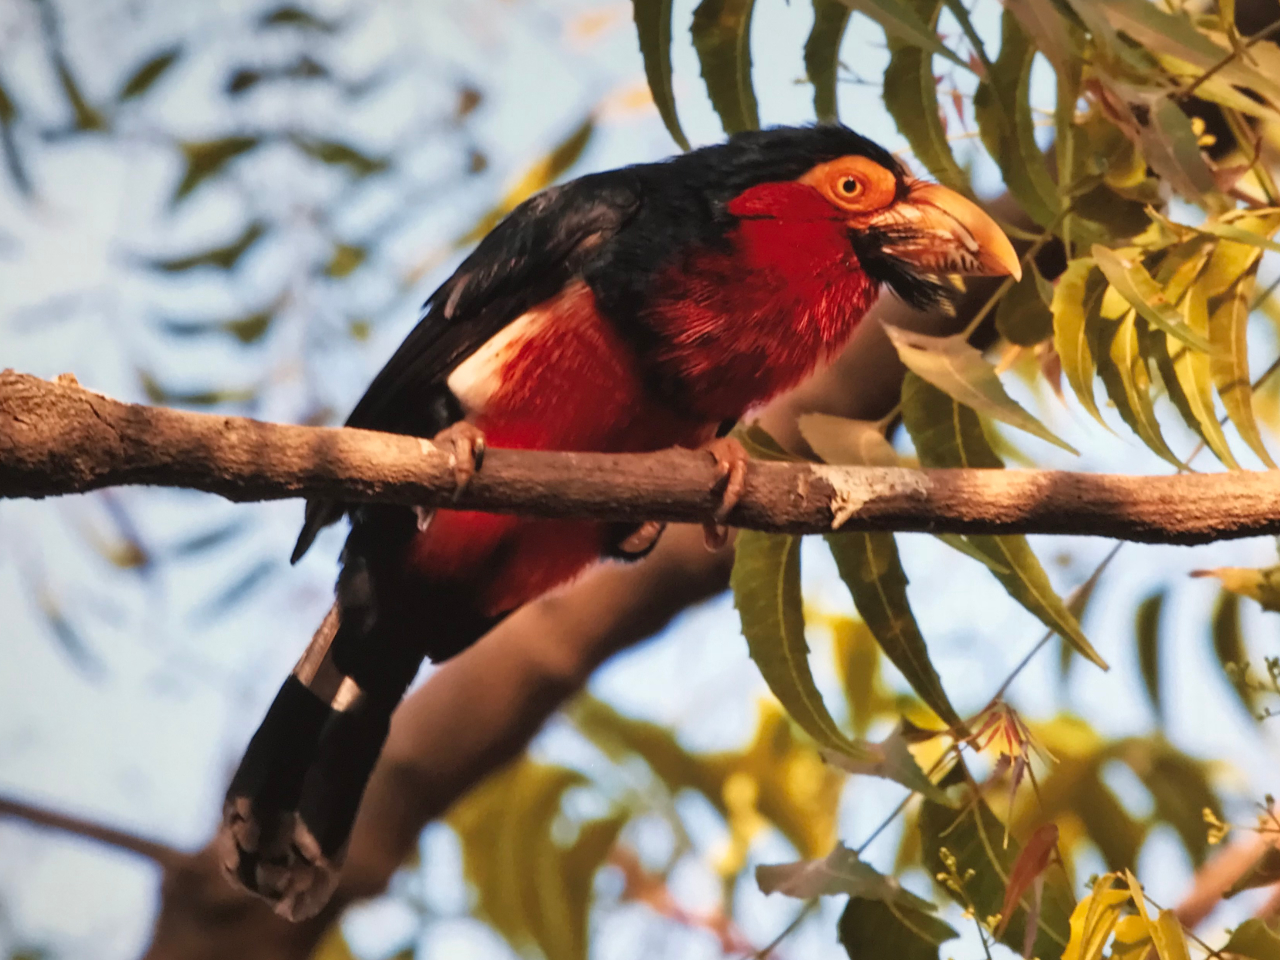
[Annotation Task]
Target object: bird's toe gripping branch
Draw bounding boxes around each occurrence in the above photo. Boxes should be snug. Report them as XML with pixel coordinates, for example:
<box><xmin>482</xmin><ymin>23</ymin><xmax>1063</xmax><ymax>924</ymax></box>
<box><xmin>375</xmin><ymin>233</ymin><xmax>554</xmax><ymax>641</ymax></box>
<box><xmin>415</xmin><ymin>421</ymin><xmax>488</xmax><ymax>530</ymax></box>
<box><xmin>703</xmin><ymin>436</ymin><xmax>749</xmax><ymax>550</ymax></box>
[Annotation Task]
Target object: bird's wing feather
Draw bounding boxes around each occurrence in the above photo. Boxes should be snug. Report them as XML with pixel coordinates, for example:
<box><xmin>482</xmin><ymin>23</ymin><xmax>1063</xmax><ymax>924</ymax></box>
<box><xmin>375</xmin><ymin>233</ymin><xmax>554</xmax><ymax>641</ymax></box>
<box><xmin>292</xmin><ymin>173</ymin><xmax>641</xmax><ymax>562</ymax></box>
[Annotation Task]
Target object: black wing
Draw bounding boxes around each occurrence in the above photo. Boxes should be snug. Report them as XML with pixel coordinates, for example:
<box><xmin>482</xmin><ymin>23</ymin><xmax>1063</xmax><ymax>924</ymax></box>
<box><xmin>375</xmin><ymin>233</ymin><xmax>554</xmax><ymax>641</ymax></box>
<box><xmin>292</xmin><ymin>172</ymin><xmax>641</xmax><ymax>562</ymax></box>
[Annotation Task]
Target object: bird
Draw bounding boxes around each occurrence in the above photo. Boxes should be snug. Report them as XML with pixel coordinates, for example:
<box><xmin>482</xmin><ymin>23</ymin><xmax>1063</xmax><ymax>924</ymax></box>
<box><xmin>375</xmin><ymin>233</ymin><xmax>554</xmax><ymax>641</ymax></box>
<box><xmin>216</xmin><ymin>123</ymin><xmax>1019</xmax><ymax>920</ymax></box>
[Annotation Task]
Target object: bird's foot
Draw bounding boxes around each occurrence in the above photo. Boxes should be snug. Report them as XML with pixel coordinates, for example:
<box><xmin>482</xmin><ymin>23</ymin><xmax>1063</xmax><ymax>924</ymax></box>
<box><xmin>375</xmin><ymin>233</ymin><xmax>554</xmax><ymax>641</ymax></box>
<box><xmin>429</xmin><ymin>421</ymin><xmax>487</xmax><ymax>504</ymax></box>
<box><xmin>703</xmin><ymin>436</ymin><xmax>748</xmax><ymax>550</ymax></box>
<box><xmin>217</xmin><ymin>797</ymin><xmax>341</xmax><ymax>922</ymax></box>
<box><xmin>617</xmin><ymin>520</ymin><xmax>667</xmax><ymax>556</ymax></box>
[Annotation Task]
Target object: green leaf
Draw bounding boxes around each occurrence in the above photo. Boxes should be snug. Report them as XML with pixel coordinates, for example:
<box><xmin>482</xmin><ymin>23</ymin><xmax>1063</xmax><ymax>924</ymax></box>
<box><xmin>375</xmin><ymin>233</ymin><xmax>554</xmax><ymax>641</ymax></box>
<box><xmin>799</xmin><ymin>414</ymin><xmax>897</xmax><ymax>466</ymax></box>
<box><xmin>885</xmin><ymin>325</ymin><xmax>1077</xmax><ymax>454</ymax></box>
<box><xmin>1135</xmin><ymin>588</ymin><xmax>1166</xmax><ymax>723</ymax></box>
<box><xmin>821</xmin><ymin>723</ymin><xmax>950</xmax><ymax>802</ymax></box>
<box><xmin>920</xmin><ymin>783</ymin><xmax>1073</xmax><ymax>959</ymax></box>
<box><xmin>174</xmin><ymin>137</ymin><xmax>259</xmax><ymax>202</ymax></box>
<box><xmin>758</xmin><ymin>842</ymin><xmax>935</xmax><ymax>905</ymax></box>
<box><xmin>1163</xmin><ymin>286</ymin><xmax>1239</xmax><ymax>468</ymax></box>
<box><xmin>119</xmin><ymin>46</ymin><xmax>182</xmax><ymax>101</ymax></box>
<box><xmin>839</xmin><ymin>896</ymin><xmax>959</xmax><ymax>960</ymax></box>
<box><xmin>1206</xmin><ymin>253</ymin><xmax>1275</xmax><ymax>467</ymax></box>
<box><xmin>148</xmin><ymin>221</ymin><xmax>266</xmax><ymax>272</ymax></box>
<box><xmin>881</xmin><ymin>0</ymin><xmax>970</xmax><ymax>194</ymax></box>
<box><xmin>292</xmin><ymin>137</ymin><xmax>388</xmax><ymax>177</ymax></box>
<box><xmin>1122</xmin><ymin>741</ymin><xmax>1221</xmax><ymax>866</ymax></box>
<box><xmin>260</xmin><ymin>5</ymin><xmax>339</xmax><ymax>31</ymax></box>
<box><xmin>902</xmin><ymin>374</ymin><xmax>1106</xmax><ymax>669</ymax></box>
<box><xmin>827</xmin><ymin>532</ymin><xmax>961</xmax><ymax>729</ymax></box>
<box><xmin>1194</xmin><ymin>564</ymin><xmax>1280</xmax><ymax>613</ymax></box>
<box><xmin>691</xmin><ymin>0</ymin><xmax>759</xmax><ymax>134</ymax></box>
<box><xmin>838</xmin><ymin>0</ymin><xmax>969</xmax><ymax>70</ymax></box>
<box><xmin>805</xmin><ymin>0</ymin><xmax>852</xmax><ymax>123</ymax></box>
<box><xmin>161</xmin><ymin>308</ymin><xmax>275</xmax><ymax>344</ymax></box>
<box><xmin>1093</xmin><ymin>246</ymin><xmax>1213</xmax><ymax>354</ymax></box>
<box><xmin>1053</xmin><ymin>258</ymin><xmax>1108</xmax><ymax>426</ymax></box>
<box><xmin>732</xmin><ymin>532</ymin><xmax>870</xmax><ymax>757</ymax></box>
<box><xmin>1096</xmin><ymin>310</ymin><xmax>1184</xmax><ymax>469</ymax></box>
<box><xmin>55</xmin><ymin>59</ymin><xmax>106</xmax><ymax>131</ymax></box>
<box><xmin>325</xmin><ymin>243</ymin><xmax>366</xmax><ymax>278</ymax></box>
<box><xmin>138</xmin><ymin>370</ymin><xmax>256</xmax><ymax>407</ymax></box>
<box><xmin>997</xmin><ymin>262</ymin><xmax>1055</xmax><ymax>346</ymax></box>
<box><xmin>632</xmin><ymin>0</ymin><xmax>690</xmax><ymax>149</ymax></box>
<box><xmin>1221</xmin><ymin>919</ymin><xmax>1280</xmax><ymax>960</ymax></box>
<box><xmin>1208</xmin><ymin>588</ymin><xmax>1257</xmax><ymax>721</ymax></box>
<box><xmin>972</xmin><ymin>12</ymin><xmax>1060</xmax><ymax>227</ymax></box>
<box><xmin>732</xmin><ymin>422</ymin><xmax>798</xmax><ymax>461</ymax></box>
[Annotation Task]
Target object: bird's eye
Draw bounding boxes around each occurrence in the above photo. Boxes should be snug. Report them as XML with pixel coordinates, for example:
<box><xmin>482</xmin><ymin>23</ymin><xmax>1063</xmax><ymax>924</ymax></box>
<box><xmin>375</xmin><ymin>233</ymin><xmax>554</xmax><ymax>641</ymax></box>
<box><xmin>839</xmin><ymin>177</ymin><xmax>861</xmax><ymax>196</ymax></box>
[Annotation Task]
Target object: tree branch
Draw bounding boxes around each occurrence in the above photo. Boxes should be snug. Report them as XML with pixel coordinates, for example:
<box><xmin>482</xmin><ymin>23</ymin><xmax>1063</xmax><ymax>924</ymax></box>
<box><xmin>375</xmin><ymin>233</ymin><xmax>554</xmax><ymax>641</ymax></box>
<box><xmin>3</xmin><ymin>369</ymin><xmax>1277</xmax><ymax>545</ymax></box>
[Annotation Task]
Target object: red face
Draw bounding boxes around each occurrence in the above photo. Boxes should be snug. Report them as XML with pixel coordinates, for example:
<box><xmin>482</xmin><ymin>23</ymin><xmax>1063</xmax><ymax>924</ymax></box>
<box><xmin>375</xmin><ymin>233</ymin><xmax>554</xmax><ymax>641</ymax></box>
<box><xmin>638</xmin><ymin>155</ymin><xmax>1020</xmax><ymax>423</ymax></box>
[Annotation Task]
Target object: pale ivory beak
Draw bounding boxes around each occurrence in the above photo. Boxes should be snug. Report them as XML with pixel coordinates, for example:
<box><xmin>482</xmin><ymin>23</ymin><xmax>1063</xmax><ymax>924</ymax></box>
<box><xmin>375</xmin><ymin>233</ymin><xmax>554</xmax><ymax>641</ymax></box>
<box><xmin>867</xmin><ymin>180</ymin><xmax>1022</xmax><ymax>280</ymax></box>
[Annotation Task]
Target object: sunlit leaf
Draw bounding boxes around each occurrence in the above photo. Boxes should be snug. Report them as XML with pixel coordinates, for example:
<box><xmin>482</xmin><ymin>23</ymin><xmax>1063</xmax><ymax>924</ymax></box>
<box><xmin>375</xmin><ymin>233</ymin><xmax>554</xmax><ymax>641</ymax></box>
<box><xmin>732</xmin><ymin>531</ymin><xmax>871</xmax><ymax>757</ymax></box>
<box><xmin>310</xmin><ymin>927</ymin><xmax>357</xmax><ymax>960</ymax></box>
<box><xmin>1096</xmin><ymin>309</ymin><xmax>1184</xmax><ymax>469</ymax></box>
<box><xmin>997</xmin><ymin>262</ymin><xmax>1055</xmax><ymax>346</ymax></box>
<box><xmin>885</xmin><ymin>325</ymin><xmax>1078</xmax><ymax>453</ymax></box>
<box><xmin>838</xmin><ymin>896</ymin><xmax>958</xmax><ymax>960</ymax></box>
<box><xmin>839</xmin><ymin>0</ymin><xmax>968</xmax><ymax>69</ymax></box>
<box><xmin>148</xmin><ymin>221</ymin><xmax>266</xmax><ymax>272</ymax></box>
<box><xmin>902</xmin><ymin>374</ymin><xmax>1106</xmax><ymax>669</ymax></box>
<box><xmin>292</xmin><ymin>137</ymin><xmax>388</xmax><ymax>177</ymax></box>
<box><xmin>1061</xmin><ymin>873</ymin><xmax>1130</xmax><ymax>960</ymax></box>
<box><xmin>1093</xmin><ymin>246</ymin><xmax>1212</xmax><ymax>352</ymax></box>
<box><xmin>1053</xmin><ymin>258</ymin><xmax>1108</xmax><ymax>426</ymax></box>
<box><xmin>806</xmin><ymin>0</ymin><xmax>851</xmax><ymax>123</ymax></box>
<box><xmin>758</xmin><ymin>842</ymin><xmax>934</xmax><ymax>906</ymax></box>
<box><xmin>1221</xmin><ymin>918</ymin><xmax>1280</xmax><ymax>960</ymax></box>
<box><xmin>1193</xmin><ymin>564</ymin><xmax>1280</xmax><ymax>612</ymax></box>
<box><xmin>827</xmin><ymin>532</ymin><xmax>961</xmax><ymax>729</ymax></box>
<box><xmin>632</xmin><ymin>0</ymin><xmax>690</xmax><ymax>149</ymax></box>
<box><xmin>1159</xmin><ymin>286</ymin><xmax>1239</xmax><ymax>468</ymax></box>
<box><xmin>1135</xmin><ymin>588</ymin><xmax>1166</xmax><ymax>722</ymax></box>
<box><xmin>997</xmin><ymin>823</ymin><xmax>1059</xmax><ymax>936</ymax></box>
<box><xmin>920</xmin><ymin>780</ymin><xmax>1074</xmax><ymax>958</ymax></box>
<box><xmin>1206</xmin><ymin>254</ymin><xmax>1275</xmax><ymax>467</ymax></box>
<box><xmin>799</xmin><ymin>414</ymin><xmax>898</xmax><ymax>466</ymax></box>
<box><xmin>691</xmin><ymin>0</ymin><xmax>759</xmax><ymax>134</ymax></box>
<box><xmin>173</xmin><ymin>137</ymin><xmax>259</xmax><ymax>202</ymax></box>
<box><xmin>973</xmin><ymin>11</ymin><xmax>1060</xmax><ymax>227</ymax></box>
<box><xmin>881</xmin><ymin>0</ymin><xmax>969</xmax><ymax>194</ymax></box>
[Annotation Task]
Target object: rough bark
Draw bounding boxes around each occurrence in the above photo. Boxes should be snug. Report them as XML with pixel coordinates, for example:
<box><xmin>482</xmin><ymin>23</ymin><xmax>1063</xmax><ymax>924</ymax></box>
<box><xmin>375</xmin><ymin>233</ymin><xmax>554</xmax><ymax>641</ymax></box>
<box><xmin>4</xmin><ymin>369</ymin><xmax>1278</xmax><ymax>544</ymax></box>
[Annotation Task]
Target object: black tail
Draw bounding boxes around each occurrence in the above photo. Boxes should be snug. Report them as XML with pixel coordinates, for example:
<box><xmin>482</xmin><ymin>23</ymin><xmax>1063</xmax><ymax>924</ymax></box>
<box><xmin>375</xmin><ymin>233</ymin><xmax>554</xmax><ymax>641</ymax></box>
<box><xmin>216</xmin><ymin>506</ymin><xmax>501</xmax><ymax>920</ymax></box>
<box><xmin>216</xmin><ymin>604</ymin><xmax>405</xmax><ymax>921</ymax></box>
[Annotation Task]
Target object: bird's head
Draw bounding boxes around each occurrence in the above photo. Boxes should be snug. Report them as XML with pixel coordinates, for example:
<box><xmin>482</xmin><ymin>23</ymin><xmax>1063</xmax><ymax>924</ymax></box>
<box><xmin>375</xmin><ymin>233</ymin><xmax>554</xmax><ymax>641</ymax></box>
<box><xmin>685</xmin><ymin>125</ymin><xmax>1021</xmax><ymax>309</ymax></box>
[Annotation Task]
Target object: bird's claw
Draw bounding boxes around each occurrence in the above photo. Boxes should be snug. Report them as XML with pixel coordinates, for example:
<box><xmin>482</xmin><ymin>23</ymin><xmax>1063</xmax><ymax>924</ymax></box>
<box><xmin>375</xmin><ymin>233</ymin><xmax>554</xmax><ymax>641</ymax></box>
<box><xmin>703</xmin><ymin>436</ymin><xmax>748</xmax><ymax>550</ymax></box>
<box><xmin>617</xmin><ymin>520</ymin><xmax>667</xmax><ymax>556</ymax></box>
<box><xmin>430</xmin><ymin>421</ymin><xmax>487</xmax><ymax>504</ymax></box>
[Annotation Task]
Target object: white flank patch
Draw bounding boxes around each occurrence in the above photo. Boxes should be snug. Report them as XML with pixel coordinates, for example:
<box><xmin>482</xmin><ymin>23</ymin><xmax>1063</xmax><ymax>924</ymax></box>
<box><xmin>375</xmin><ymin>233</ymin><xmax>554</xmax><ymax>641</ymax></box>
<box><xmin>446</xmin><ymin>309</ymin><xmax>549</xmax><ymax>414</ymax></box>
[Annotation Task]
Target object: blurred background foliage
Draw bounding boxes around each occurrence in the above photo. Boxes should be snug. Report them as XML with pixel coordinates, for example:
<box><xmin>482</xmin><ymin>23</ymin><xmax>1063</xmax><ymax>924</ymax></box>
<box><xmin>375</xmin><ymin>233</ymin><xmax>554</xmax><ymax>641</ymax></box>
<box><xmin>7</xmin><ymin>0</ymin><xmax>1280</xmax><ymax>958</ymax></box>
